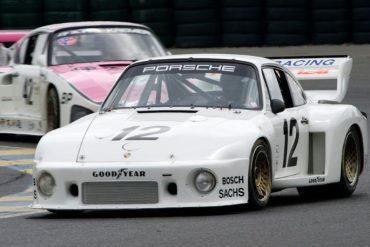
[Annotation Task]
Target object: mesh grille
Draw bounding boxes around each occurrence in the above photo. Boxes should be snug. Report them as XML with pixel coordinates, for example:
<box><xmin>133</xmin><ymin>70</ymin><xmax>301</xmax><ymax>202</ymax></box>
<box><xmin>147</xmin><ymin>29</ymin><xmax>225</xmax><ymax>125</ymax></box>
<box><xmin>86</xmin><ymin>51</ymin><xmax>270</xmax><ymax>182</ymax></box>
<box><xmin>82</xmin><ymin>181</ymin><xmax>159</xmax><ymax>204</ymax></box>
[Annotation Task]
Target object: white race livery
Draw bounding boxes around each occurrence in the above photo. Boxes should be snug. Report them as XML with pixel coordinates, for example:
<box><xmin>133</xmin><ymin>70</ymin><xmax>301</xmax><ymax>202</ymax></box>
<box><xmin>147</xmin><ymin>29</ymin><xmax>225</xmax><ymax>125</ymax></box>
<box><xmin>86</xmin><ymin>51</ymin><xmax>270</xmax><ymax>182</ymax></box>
<box><xmin>32</xmin><ymin>54</ymin><xmax>367</xmax><ymax>212</ymax></box>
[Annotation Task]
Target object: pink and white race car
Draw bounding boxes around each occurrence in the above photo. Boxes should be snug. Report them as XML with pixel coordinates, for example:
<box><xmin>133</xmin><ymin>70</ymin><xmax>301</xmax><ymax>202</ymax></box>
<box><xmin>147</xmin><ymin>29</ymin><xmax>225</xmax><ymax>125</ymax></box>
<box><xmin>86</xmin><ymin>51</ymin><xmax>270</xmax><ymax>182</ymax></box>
<box><xmin>0</xmin><ymin>21</ymin><xmax>167</xmax><ymax>135</ymax></box>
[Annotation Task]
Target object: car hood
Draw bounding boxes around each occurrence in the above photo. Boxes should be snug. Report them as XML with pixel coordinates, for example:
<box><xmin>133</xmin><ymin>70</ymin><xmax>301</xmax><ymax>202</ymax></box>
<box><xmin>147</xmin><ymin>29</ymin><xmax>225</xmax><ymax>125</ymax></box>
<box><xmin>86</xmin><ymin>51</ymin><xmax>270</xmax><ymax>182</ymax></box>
<box><xmin>49</xmin><ymin>61</ymin><xmax>131</xmax><ymax>103</ymax></box>
<box><xmin>77</xmin><ymin>109</ymin><xmax>262</xmax><ymax>163</ymax></box>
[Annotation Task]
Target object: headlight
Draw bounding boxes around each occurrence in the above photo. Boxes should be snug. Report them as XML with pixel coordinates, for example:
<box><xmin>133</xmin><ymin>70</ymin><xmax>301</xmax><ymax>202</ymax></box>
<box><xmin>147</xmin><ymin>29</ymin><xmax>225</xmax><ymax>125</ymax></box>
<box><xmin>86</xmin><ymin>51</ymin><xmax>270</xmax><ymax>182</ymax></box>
<box><xmin>194</xmin><ymin>170</ymin><xmax>216</xmax><ymax>194</ymax></box>
<box><xmin>37</xmin><ymin>172</ymin><xmax>56</xmax><ymax>197</ymax></box>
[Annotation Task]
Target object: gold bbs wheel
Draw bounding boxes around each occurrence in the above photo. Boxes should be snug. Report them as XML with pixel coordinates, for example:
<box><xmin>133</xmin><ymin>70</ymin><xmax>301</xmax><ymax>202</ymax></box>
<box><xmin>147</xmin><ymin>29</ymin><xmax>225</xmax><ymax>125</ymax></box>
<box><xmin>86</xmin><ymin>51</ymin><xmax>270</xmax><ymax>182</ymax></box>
<box><xmin>338</xmin><ymin>128</ymin><xmax>361</xmax><ymax>197</ymax></box>
<box><xmin>297</xmin><ymin>127</ymin><xmax>362</xmax><ymax>200</ymax></box>
<box><xmin>343</xmin><ymin>132</ymin><xmax>359</xmax><ymax>186</ymax></box>
<box><xmin>248</xmin><ymin>140</ymin><xmax>271</xmax><ymax>209</ymax></box>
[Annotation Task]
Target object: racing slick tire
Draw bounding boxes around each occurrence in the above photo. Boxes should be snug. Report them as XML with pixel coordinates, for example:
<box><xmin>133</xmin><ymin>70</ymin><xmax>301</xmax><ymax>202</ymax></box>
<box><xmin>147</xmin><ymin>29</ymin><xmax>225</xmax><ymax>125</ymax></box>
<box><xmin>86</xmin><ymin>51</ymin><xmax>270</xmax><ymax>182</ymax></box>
<box><xmin>90</xmin><ymin>0</ymin><xmax>129</xmax><ymax>10</ymax></box>
<box><xmin>0</xmin><ymin>0</ymin><xmax>41</xmax><ymax>12</ymax></box>
<box><xmin>132</xmin><ymin>8</ymin><xmax>172</xmax><ymax>22</ymax></box>
<box><xmin>130</xmin><ymin>0</ymin><xmax>169</xmax><ymax>9</ymax></box>
<box><xmin>89</xmin><ymin>10</ymin><xmax>130</xmax><ymax>21</ymax></box>
<box><xmin>222</xmin><ymin>33</ymin><xmax>262</xmax><ymax>47</ymax></box>
<box><xmin>248</xmin><ymin>139</ymin><xmax>272</xmax><ymax>210</ymax></box>
<box><xmin>174</xmin><ymin>0</ymin><xmax>214</xmax><ymax>10</ymax></box>
<box><xmin>44</xmin><ymin>0</ymin><xmax>88</xmax><ymax>11</ymax></box>
<box><xmin>222</xmin><ymin>0</ymin><xmax>261</xmax><ymax>7</ymax></box>
<box><xmin>47</xmin><ymin>87</ymin><xmax>60</xmax><ymax>132</ymax></box>
<box><xmin>298</xmin><ymin>127</ymin><xmax>361</xmax><ymax>199</ymax></box>
<box><xmin>334</xmin><ymin>127</ymin><xmax>361</xmax><ymax>197</ymax></box>
<box><xmin>175</xmin><ymin>36</ymin><xmax>220</xmax><ymax>48</ymax></box>
<box><xmin>44</xmin><ymin>12</ymin><xmax>88</xmax><ymax>24</ymax></box>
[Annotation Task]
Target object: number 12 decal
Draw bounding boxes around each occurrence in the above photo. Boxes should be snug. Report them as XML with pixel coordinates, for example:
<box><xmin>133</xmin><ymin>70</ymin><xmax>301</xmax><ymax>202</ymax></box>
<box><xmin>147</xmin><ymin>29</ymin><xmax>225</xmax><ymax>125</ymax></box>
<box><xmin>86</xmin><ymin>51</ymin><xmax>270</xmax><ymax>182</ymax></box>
<box><xmin>283</xmin><ymin>118</ymin><xmax>299</xmax><ymax>168</ymax></box>
<box><xmin>112</xmin><ymin>126</ymin><xmax>170</xmax><ymax>141</ymax></box>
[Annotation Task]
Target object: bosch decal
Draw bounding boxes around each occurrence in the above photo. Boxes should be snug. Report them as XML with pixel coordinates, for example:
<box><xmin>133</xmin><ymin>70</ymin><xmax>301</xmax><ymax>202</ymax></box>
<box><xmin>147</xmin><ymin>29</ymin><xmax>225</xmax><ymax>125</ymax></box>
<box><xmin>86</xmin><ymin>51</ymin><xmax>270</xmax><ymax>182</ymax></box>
<box><xmin>222</xmin><ymin>176</ymin><xmax>244</xmax><ymax>185</ymax></box>
<box><xmin>219</xmin><ymin>176</ymin><xmax>245</xmax><ymax>198</ymax></box>
<box><xmin>92</xmin><ymin>168</ymin><xmax>146</xmax><ymax>179</ymax></box>
<box><xmin>219</xmin><ymin>188</ymin><xmax>245</xmax><ymax>198</ymax></box>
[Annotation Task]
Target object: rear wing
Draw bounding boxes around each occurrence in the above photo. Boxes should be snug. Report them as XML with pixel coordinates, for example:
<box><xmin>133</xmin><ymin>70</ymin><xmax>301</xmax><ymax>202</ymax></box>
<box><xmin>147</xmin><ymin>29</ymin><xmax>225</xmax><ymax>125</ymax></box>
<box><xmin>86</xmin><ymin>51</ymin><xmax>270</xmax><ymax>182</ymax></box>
<box><xmin>271</xmin><ymin>55</ymin><xmax>352</xmax><ymax>102</ymax></box>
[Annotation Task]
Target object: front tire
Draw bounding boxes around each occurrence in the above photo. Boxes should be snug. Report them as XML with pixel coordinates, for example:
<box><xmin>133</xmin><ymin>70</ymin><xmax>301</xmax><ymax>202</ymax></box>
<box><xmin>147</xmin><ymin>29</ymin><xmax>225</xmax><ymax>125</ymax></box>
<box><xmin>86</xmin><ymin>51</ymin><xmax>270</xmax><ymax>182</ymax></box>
<box><xmin>47</xmin><ymin>87</ymin><xmax>60</xmax><ymax>132</ymax></box>
<box><xmin>248</xmin><ymin>140</ymin><xmax>272</xmax><ymax>209</ymax></box>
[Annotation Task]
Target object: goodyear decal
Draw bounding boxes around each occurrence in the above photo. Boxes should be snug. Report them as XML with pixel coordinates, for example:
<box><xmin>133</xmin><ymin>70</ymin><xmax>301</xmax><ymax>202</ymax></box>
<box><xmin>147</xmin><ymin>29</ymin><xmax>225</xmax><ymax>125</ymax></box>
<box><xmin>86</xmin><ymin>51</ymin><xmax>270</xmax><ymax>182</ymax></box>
<box><xmin>0</xmin><ymin>146</ymin><xmax>42</xmax><ymax>218</ymax></box>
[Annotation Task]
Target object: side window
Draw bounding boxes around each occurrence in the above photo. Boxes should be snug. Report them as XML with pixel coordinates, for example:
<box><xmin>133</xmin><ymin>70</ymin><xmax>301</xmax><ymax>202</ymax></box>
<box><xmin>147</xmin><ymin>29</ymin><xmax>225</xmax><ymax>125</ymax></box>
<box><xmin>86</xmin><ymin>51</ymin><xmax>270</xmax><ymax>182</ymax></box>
<box><xmin>31</xmin><ymin>33</ymin><xmax>48</xmax><ymax>65</ymax></box>
<box><xmin>262</xmin><ymin>68</ymin><xmax>284</xmax><ymax>102</ymax></box>
<box><xmin>14</xmin><ymin>34</ymin><xmax>48</xmax><ymax>65</ymax></box>
<box><xmin>263</xmin><ymin>68</ymin><xmax>294</xmax><ymax>108</ymax></box>
<box><xmin>14</xmin><ymin>39</ymin><xmax>29</xmax><ymax>64</ymax></box>
<box><xmin>24</xmin><ymin>35</ymin><xmax>38</xmax><ymax>65</ymax></box>
<box><xmin>286</xmin><ymin>73</ymin><xmax>306</xmax><ymax>106</ymax></box>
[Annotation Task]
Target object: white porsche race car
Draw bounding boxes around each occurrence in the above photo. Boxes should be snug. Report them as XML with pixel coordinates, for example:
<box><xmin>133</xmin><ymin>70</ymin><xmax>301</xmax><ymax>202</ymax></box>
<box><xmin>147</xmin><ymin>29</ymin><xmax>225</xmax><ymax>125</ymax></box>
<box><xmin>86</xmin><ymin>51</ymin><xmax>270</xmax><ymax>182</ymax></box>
<box><xmin>0</xmin><ymin>21</ymin><xmax>167</xmax><ymax>136</ymax></box>
<box><xmin>32</xmin><ymin>54</ymin><xmax>367</xmax><ymax>212</ymax></box>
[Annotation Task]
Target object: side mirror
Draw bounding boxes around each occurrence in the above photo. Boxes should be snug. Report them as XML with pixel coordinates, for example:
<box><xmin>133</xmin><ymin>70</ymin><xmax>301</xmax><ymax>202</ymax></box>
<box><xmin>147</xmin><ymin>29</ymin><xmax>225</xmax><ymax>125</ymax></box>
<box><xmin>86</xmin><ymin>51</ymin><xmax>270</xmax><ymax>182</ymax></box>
<box><xmin>271</xmin><ymin>99</ymin><xmax>286</xmax><ymax>114</ymax></box>
<box><xmin>35</xmin><ymin>54</ymin><xmax>47</xmax><ymax>67</ymax></box>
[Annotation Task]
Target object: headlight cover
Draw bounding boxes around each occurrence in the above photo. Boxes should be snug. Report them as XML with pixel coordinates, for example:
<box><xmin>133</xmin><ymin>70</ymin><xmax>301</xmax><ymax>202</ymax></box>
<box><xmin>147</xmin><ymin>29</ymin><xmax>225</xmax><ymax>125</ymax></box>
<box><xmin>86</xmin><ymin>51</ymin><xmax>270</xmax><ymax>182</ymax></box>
<box><xmin>194</xmin><ymin>170</ymin><xmax>216</xmax><ymax>194</ymax></box>
<box><xmin>37</xmin><ymin>171</ymin><xmax>56</xmax><ymax>197</ymax></box>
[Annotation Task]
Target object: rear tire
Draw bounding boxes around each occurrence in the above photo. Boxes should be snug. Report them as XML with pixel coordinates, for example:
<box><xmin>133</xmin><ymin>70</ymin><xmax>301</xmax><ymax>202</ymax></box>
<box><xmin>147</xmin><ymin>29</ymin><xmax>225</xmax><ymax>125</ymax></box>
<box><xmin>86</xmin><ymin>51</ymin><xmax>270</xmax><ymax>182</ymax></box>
<box><xmin>47</xmin><ymin>87</ymin><xmax>60</xmax><ymax>132</ymax></box>
<box><xmin>298</xmin><ymin>127</ymin><xmax>361</xmax><ymax>199</ymax></box>
<box><xmin>335</xmin><ymin>127</ymin><xmax>361</xmax><ymax>197</ymax></box>
<box><xmin>248</xmin><ymin>140</ymin><xmax>272</xmax><ymax>209</ymax></box>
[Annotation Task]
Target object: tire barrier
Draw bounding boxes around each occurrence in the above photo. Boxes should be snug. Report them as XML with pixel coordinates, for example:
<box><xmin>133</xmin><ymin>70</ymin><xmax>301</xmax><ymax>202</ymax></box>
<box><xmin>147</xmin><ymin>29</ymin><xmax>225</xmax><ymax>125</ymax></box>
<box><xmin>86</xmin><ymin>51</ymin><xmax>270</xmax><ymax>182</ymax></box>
<box><xmin>89</xmin><ymin>0</ymin><xmax>130</xmax><ymax>22</ymax></box>
<box><xmin>0</xmin><ymin>0</ymin><xmax>42</xmax><ymax>28</ymax></box>
<box><xmin>0</xmin><ymin>1</ymin><xmax>368</xmax><ymax>47</ymax></box>
<box><xmin>174</xmin><ymin>0</ymin><xmax>220</xmax><ymax>47</ymax></box>
<box><xmin>44</xmin><ymin>0</ymin><xmax>88</xmax><ymax>24</ymax></box>
<box><xmin>221</xmin><ymin>0</ymin><xmax>263</xmax><ymax>46</ymax></box>
<box><xmin>311</xmin><ymin>0</ymin><xmax>350</xmax><ymax>44</ymax></box>
<box><xmin>265</xmin><ymin>0</ymin><xmax>308</xmax><ymax>46</ymax></box>
<box><xmin>352</xmin><ymin>0</ymin><xmax>370</xmax><ymax>44</ymax></box>
<box><xmin>130</xmin><ymin>0</ymin><xmax>174</xmax><ymax>47</ymax></box>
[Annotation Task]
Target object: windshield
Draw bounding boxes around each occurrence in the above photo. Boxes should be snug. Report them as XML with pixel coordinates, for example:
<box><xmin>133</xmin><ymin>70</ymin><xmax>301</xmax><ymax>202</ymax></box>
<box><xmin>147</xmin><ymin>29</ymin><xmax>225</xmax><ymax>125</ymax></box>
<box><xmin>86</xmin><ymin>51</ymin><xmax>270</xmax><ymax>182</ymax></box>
<box><xmin>103</xmin><ymin>61</ymin><xmax>261</xmax><ymax>110</ymax></box>
<box><xmin>50</xmin><ymin>27</ymin><xmax>166</xmax><ymax>65</ymax></box>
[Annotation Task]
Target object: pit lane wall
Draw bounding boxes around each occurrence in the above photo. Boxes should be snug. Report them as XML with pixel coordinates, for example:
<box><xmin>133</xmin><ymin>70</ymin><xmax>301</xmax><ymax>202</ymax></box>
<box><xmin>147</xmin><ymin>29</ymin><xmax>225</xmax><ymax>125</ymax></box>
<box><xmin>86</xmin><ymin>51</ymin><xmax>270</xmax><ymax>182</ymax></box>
<box><xmin>0</xmin><ymin>0</ymin><xmax>368</xmax><ymax>48</ymax></box>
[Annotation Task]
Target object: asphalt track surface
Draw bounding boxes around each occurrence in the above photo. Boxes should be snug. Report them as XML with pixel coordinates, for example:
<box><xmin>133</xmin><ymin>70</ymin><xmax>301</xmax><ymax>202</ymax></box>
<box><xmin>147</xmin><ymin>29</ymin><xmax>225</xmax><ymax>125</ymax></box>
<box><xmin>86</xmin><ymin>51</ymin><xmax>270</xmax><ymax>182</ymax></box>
<box><xmin>0</xmin><ymin>45</ymin><xmax>370</xmax><ymax>247</ymax></box>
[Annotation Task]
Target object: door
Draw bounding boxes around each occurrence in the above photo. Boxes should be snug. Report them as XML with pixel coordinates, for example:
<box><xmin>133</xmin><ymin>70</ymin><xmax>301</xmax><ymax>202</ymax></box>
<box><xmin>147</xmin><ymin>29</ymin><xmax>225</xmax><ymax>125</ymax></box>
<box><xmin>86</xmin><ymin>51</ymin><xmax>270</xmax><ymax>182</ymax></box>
<box><xmin>263</xmin><ymin>67</ymin><xmax>309</xmax><ymax>178</ymax></box>
<box><xmin>12</xmin><ymin>33</ymin><xmax>48</xmax><ymax>121</ymax></box>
